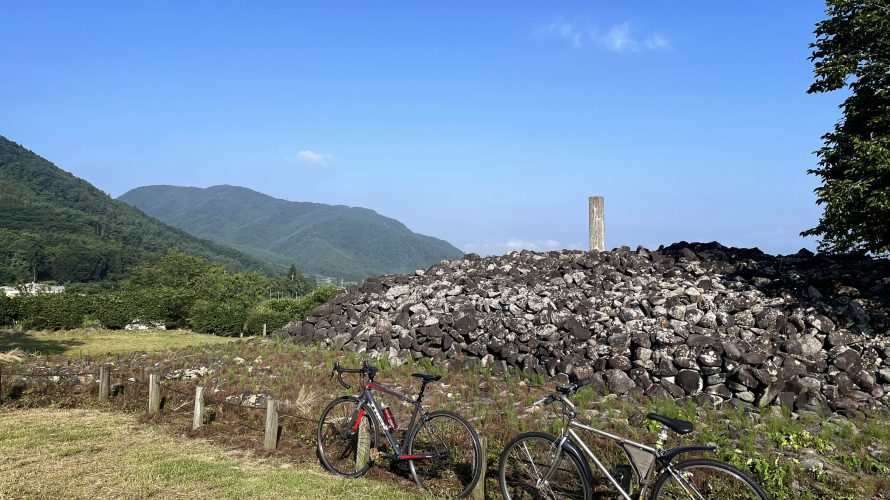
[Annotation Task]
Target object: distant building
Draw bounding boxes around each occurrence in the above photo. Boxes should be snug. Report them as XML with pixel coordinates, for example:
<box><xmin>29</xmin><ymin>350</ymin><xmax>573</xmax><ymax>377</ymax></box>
<box><xmin>2</xmin><ymin>283</ymin><xmax>65</xmax><ymax>298</ymax></box>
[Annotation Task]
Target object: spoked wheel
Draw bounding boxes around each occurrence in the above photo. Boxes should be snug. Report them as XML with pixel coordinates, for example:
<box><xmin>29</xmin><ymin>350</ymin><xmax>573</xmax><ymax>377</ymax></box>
<box><xmin>650</xmin><ymin>458</ymin><xmax>769</xmax><ymax>500</ymax></box>
<box><xmin>405</xmin><ymin>410</ymin><xmax>482</xmax><ymax>498</ymax></box>
<box><xmin>498</xmin><ymin>432</ymin><xmax>591</xmax><ymax>500</ymax></box>
<box><xmin>317</xmin><ymin>396</ymin><xmax>379</xmax><ymax>477</ymax></box>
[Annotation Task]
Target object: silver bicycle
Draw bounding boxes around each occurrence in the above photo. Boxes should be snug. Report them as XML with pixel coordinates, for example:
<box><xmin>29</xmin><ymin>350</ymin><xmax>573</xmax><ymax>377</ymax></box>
<box><xmin>498</xmin><ymin>379</ymin><xmax>769</xmax><ymax>499</ymax></box>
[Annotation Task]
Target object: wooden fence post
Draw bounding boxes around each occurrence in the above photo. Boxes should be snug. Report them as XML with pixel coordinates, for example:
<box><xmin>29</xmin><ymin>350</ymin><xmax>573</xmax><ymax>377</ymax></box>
<box><xmin>98</xmin><ymin>365</ymin><xmax>110</xmax><ymax>402</ymax></box>
<box><xmin>263</xmin><ymin>323</ymin><xmax>267</xmax><ymax>337</ymax></box>
<box><xmin>470</xmin><ymin>436</ymin><xmax>487</xmax><ymax>500</ymax></box>
<box><xmin>193</xmin><ymin>386</ymin><xmax>205</xmax><ymax>430</ymax></box>
<box><xmin>148</xmin><ymin>373</ymin><xmax>161</xmax><ymax>414</ymax></box>
<box><xmin>589</xmin><ymin>196</ymin><xmax>605</xmax><ymax>252</ymax></box>
<box><xmin>264</xmin><ymin>398</ymin><xmax>279</xmax><ymax>451</ymax></box>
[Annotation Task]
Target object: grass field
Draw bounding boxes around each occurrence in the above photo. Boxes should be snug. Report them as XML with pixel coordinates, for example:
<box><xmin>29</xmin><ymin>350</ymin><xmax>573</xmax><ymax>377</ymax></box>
<box><xmin>0</xmin><ymin>407</ymin><xmax>414</xmax><ymax>499</ymax></box>
<box><xmin>2</xmin><ymin>328</ymin><xmax>889</xmax><ymax>499</ymax></box>
<box><xmin>0</xmin><ymin>328</ymin><xmax>237</xmax><ymax>357</ymax></box>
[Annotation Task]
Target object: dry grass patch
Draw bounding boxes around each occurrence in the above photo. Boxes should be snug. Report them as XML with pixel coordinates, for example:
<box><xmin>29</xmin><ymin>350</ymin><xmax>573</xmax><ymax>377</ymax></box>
<box><xmin>0</xmin><ymin>328</ymin><xmax>237</xmax><ymax>357</ymax></box>
<box><xmin>0</xmin><ymin>407</ymin><xmax>414</xmax><ymax>499</ymax></box>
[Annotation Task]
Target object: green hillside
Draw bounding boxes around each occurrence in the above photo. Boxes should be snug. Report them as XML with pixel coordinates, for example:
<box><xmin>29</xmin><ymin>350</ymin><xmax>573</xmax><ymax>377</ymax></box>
<box><xmin>0</xmin><ymin>136</ymin><xmax>281</xmax><ymax>284</ymax></box>
<box><xmin>119</xmin><ymin>185</ymin><xmax>465</xmax><ymax>281</ymax></box>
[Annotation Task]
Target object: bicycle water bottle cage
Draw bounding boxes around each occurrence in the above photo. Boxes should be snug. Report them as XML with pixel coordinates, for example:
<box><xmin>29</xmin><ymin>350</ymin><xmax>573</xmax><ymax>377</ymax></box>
<box><xmin>646</xmin><ymin>413</ymin><xmax>693</xmax><ymax>435</ymax></box>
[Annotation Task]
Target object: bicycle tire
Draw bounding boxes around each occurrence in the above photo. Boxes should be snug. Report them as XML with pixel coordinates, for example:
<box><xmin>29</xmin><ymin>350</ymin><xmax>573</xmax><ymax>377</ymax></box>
<box><xmin>498</xmin><ymin>431</ymin><xmax>592</xmax><ymax>500</ymax></box>
<box><xmin>650</xmin><ymin>458</ymin><xmax>769</xmax><ymax>500</ymax></box>
<box><xmin>405</xmin><ymin>410</ymin><xmax>483</xmax><ymax>498</ymax></box>
<box><xmin>316</xmin><ymin>396</ymin><xmax>379</xmax><ymax>478</ymax></box>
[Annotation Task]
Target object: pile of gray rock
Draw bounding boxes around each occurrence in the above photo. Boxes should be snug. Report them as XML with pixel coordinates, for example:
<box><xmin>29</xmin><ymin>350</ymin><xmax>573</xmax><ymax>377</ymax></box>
<box><xmin>274</xmin><ymin>242</ymin><xmax>890</xmax><ymax>414</ymax></box>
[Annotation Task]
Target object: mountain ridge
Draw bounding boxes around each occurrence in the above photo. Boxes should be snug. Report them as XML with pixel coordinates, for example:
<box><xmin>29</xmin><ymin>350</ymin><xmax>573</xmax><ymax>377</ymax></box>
<box><xmin>0</xmin><ymin>135</ymin><xmax>281</xmax><ymax>284</ymax></box>
<box><xmin>119</xmin><ymin>184</ymin><xmax>465</xmax><ymax>281</ymax></box>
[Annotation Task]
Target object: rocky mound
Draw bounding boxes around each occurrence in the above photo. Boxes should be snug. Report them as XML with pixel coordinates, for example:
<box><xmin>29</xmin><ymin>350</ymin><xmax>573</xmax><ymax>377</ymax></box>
<box><xmin>276</xmin><ymin>242</ymin><xmax>890</xmax><ymax>414</ymax></box>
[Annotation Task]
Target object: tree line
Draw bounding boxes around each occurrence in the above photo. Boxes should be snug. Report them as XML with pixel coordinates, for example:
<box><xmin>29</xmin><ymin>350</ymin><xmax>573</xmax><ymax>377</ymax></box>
<box><xmin>0</xmin><ymin>250</ymin><xmax>333</xmax><ymax>336</ymax></box>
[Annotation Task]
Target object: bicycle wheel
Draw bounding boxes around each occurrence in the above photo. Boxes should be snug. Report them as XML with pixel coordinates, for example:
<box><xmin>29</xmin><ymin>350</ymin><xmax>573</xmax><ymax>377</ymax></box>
<box><xmin>498</xmin><ymin>432</ymin><xmax>591</xmax><ymax>500</ymax></box>
<box><xmin>650</xmin><ymin>458</ymin><xmax>769</xmax><ymax>500</ymax></box>
<box><xmin>405</xmin><ymin>410</ymin><xmax>482</xmax><ymax>498</ymax></box>
<box><xmin>317</xmin><ymin>396</ymin><xmax>379</xmax><ymax>477</ymax></box>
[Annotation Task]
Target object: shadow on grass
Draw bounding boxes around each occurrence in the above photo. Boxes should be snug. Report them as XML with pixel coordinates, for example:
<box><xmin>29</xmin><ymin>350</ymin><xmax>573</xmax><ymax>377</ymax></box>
<box><xmin>0</xmin><ymin>330</ymin><xmax>84</xmax><ymax>356</ymax></box>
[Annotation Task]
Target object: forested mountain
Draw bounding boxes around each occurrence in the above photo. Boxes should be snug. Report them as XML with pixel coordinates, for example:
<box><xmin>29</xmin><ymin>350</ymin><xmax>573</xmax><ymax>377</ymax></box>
<box><xmin>119</xmin><ymin>185</ymin><xmax>465</xmax><ymax>281</ymax></box>
<box><xmin>0</xmin><ymin>136</ymin><xmax>281</xmax><ymax>284</ymax></box>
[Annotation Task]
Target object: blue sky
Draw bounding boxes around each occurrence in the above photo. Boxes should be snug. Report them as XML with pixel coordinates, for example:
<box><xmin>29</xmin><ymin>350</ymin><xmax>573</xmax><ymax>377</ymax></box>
<box><xmin>1</xmin><ymin>1</ymin><xmax>840</xmax><ymax>256</ymax></box>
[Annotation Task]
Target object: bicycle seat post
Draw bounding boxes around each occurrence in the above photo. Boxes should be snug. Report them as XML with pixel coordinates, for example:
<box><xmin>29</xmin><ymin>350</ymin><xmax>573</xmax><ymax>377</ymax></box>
<box><xmin>416</xmin><ymin>381</ymin><xmax>429</xmax><ymax>403</ymax></box>
<box><xmin>655</xmin><ymin>423</ymin><xmax>668</xmax><ymax>451</ymax></box>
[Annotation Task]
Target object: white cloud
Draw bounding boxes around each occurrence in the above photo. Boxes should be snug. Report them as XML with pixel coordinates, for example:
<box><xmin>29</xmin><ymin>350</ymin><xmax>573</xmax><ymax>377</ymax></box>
<box><xmin>645</xmin><ymin>34</ymin><xmax>669</xmax><ymax>50</ymax></box>
<box><xmin>535</xmin><ymin>18</ymin><xmax>593</xmax><ymax>48</ymax></box>
<box><xmin>602</xmin><ymin>22</ymin><xmax>634</xmax><ymax>53</ymax></box>
<box><xmin>463</xmin><ymin>238</ymin><xmax>571</xmax><ymax>256</ymax></box>
<box><xmin>297</xmin><ymin>150</ymin><xmax>334</xmax><ymax>167</ymax></box>
<box><xmin>535</xmin><ymin>17</ymin><xmax>668</xmax><ymax>54</ymax></box>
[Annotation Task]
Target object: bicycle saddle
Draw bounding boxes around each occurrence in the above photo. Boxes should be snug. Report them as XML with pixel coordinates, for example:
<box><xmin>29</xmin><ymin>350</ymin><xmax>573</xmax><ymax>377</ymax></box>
<box><xmin>646</xmin><ymin>413</ymin><xmax>694</xmax><ymax>435</ymax></box>
<box><xmin>412</xmin><ymin>373</ymin><xmax>442</xmax><ymax>382</ymax></box>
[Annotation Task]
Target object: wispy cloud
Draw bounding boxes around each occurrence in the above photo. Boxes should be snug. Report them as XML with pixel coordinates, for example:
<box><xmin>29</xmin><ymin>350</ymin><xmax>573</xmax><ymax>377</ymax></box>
<box><xmin>535</xmin><ymin>17</ymin><xmax>669</xmax><ymax>54</ymax></box>
<box><xmin>297</xmin><ymin>150</ymin><xmax>334</xmax><ymax>167</ymax></box>
<box><xmin>464</xmin><ymin>238</ymin><xmax>566</xmax><ymax>256</ymax></box>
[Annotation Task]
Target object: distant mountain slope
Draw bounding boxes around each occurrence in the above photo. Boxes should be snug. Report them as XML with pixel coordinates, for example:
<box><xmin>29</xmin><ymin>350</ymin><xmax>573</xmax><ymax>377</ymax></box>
<box><xmin>119</xmin><ymin>185</ymin><xmax>465</xmax><ymax>281</ymax></box>
<box><xmin>0</xmin><ymin>135</ymin><xmax>280</xmax><ymax>284</ymax></box>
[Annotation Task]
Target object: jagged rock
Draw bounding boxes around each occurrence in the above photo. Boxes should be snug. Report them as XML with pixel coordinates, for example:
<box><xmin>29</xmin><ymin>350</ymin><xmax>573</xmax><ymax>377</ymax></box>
<box><xmin>606</xmin><ymin>369</ymin><xmax>636</xmax><ymax>394</ymax></box>
<box><xmin>676</xmin><ymin>370</ymin><xmax>703</xmax><ymax>395</ymax></box>
<box><xmin>273</xmin><ymin>242</ymin><xmax>890</xmax><ymax>414</ymax></box>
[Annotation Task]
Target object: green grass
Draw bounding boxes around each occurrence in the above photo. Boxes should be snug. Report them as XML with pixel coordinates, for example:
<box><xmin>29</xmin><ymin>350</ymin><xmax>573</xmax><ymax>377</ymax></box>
<box><xmin>0</xmin><ymin>407</ymin><xmax>414</xmax><ymax>499</ymax></box>
<box><xmin>4</xmin><ymin>330</ymin><xmax>890</xmax><ymax>499</ymax></box>
<box><xmin>0</xmin><ymin>328</ymin><xmax>237</xmax><ymax>357</ymax></box>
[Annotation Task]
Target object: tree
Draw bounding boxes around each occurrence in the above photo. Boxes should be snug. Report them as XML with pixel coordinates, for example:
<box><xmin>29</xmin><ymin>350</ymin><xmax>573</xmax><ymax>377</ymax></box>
<box><xmin>802</xmin><ymin>0</ymin><xmax>890</xmax><ymax>255</ymax></box>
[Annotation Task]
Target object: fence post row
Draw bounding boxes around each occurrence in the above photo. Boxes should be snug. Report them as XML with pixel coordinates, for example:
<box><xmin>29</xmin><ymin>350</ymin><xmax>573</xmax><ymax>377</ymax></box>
<box><xmin>148</xmin><ymin>373</ymin><xmax>161</xmax><ymax>414</ymax></box>
<box><xmin>193</xmin><ymin>386</ymin><xmax>206</xmax><ymax>430</ymax></box>
<box><xmin>98</xmin><ymin>365</ymin><xmax>111</xmax><ymax>402</ymax></box>
<box><xmin>264</xmin><ymin>398</ymin><xmax>279</xmax><ymax>451</ymax></box>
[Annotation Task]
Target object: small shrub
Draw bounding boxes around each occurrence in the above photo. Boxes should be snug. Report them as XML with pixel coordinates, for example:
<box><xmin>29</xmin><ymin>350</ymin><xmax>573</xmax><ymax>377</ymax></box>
<box><xmin>17</xmin><ymin>293</ymin><xmax>90</xmax><ymax>330</ymax></box>
<box><xmin>0</xmin><ymin>294</ymin><xmax>17</xmax><ymax>326</ymax></box>
<box><xmin>261</xmin><ymin>298</ymin><xmax>301</xmax><ymax>315</ymax></box>
<box><xmin>81</xmin><ymin>316</ymin><xmax>103</xmax><ymax>329</ymax></box>
<box><xmin>244</xmin><ymin>309</ymin><xmax>292</xmax><ymax>336</ymax></box>
<box><xmin>142</xmin><ymin>287</ymin><xmax>196</xmax><ymax>328</ymax></box>
<box><xmin>294</xmin><ymin>285</ymin><xmax>340</xmax><ymax>319</ymax></box>
<box><xmin>188</xmin><ymin>299</ymin><xmax>248</xmax><ymax>336</ymax></box>
<box><xmin>91</xmin><ymin>292</ymin><xmax>142</xmax><ymax>330</ymax></box>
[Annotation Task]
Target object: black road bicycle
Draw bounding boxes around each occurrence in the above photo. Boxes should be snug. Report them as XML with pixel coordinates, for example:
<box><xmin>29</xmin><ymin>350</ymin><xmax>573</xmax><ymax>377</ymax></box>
<box><xmin>317</xmin><ymin>361</ymin><xmax>483</xmax><ymax>498</ymax></box>
<box><xmin>498</xmin><ymin>379</ymin><xmax>770</xmax><ymax>500</ymax></box>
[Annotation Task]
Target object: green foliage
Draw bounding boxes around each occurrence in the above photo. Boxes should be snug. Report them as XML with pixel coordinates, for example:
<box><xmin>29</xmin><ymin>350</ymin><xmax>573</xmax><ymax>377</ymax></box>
<box><xmin>16</xmin><ymin>294</ymin><xmax>90</xmax><ymax>330</ymax></box>
<box><xmin>294</xmin><ymin>285</ymin><xmax>341</xmax><ymax>318</ymax></box>
<box><xmin>728</xmin><ymin>452</ymin><xmax>795</xmax><ymax>499</ymax></box>
<box><xmin>830</xmin><ymin>453</ymin><xmax>890</xmax><ymax>474</ymax></box>
<box><xmin>188</xmin><ymin>300</ymin><xmax>249</xmax><ymax>337</ymax></box>
<box><xmin>244</xmin><ymin>298</ymin><xmax>303</xmax><ymax>336</ymax></box>
<box><xmin>119</xmin><ymin>184</ymin><xmax>464</xmax><ymax>281</ymax></box>
<box><xmin>90</xmin><ymin>292</ymin><xmax>148</xmax><ymax>330</ymax></box>
<box><xmin>767</xmin><ymin>429</ymin><xmax>832</xmax><ymax>453</ymax></box>
<box><xmin>0</xmin><ymin>294</ymin><xmax>16</xmax><ymax>326</ymax></box>
<box><xmin>802</xmin><ymin>1</ymin><xmax>890</xmax><ymax>255</ymax></box>
<box><xmin>244</xmin><ymin>310</ymin><xmax>292</xmax><ymax>336</ymax></box>
<box><xmin>0</xmin><ymin>135</ymin><xmax>282</xmax><ymax>285</ymax></box>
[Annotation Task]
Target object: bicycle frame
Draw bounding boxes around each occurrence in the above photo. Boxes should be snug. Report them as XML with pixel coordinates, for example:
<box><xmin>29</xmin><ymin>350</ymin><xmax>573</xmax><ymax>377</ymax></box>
<box><xmin>346</xmin><ymin>379</ymin><xmax>442</xmax><ymax>461</ymax></box>
<box><xmin>543</xmin><ymin>395</ymin><xmax>706</xmax><ymax>500</ymax></box>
